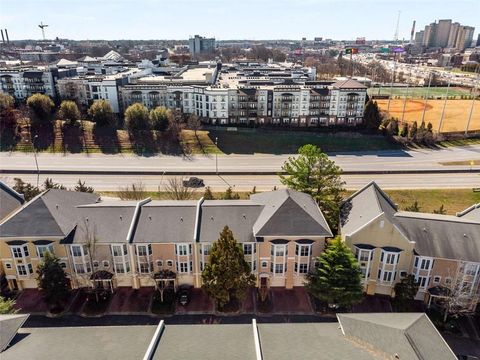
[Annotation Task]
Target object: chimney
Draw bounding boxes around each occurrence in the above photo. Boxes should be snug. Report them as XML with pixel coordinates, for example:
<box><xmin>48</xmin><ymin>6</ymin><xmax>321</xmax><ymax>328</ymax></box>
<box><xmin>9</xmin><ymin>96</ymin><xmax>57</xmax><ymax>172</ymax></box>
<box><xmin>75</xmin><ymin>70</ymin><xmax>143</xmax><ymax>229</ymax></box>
<box><xmin>5</xmin><ymin>29</ymin><xmax>10</xmax><ymax>45</ymax></box>
<box><xmin>1</xmin><ymin>29</ymin><xmax>4</xmax><ymax>44</ymax></box>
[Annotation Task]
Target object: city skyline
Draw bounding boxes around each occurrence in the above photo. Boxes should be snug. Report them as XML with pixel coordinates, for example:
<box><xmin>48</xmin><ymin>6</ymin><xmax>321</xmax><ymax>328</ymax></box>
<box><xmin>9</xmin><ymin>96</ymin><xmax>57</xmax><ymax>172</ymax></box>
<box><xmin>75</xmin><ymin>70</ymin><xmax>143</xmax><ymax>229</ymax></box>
<box><xmin>0</xmin><ymin>0</ymin><xmax>478</xmax><ymax>41</ymax></box>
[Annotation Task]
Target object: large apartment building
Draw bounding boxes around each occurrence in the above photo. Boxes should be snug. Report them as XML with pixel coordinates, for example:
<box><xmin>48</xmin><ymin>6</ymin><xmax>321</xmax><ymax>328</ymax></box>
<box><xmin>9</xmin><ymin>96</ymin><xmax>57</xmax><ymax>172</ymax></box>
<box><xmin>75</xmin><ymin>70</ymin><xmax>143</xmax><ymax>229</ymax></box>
<box><xmin>340</xmin><ymin>182</ymin><xmax>480</xmax><ymax>311</ymax></box>
<box><xmin>0</xmin><ymin>187</ymin><xmax>332</xmax><ymax>292</ymax></box>
<box><xmin>415</xmin><ymin>19</ymin><xmax>475</xmax><ymax>51</ymax></box>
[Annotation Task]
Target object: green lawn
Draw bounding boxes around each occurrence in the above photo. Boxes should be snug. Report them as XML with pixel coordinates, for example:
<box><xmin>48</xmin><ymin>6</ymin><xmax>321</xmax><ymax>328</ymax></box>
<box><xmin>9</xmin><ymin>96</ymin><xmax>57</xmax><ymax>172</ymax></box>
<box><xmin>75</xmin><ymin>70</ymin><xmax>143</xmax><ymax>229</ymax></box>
<box><xmin>102</xmin><ymin>189</ymin><xmax>478</xmax><ymax>216</ymax></box>
<box><xmin>207</xmin><ymin>129</ymin><xmax>399</xmax><ymax>154</ymax></box>
<box><xmin>368</xmin><ymin>86</ymin><xmax>472</xmax><ymax>98</ymax></box>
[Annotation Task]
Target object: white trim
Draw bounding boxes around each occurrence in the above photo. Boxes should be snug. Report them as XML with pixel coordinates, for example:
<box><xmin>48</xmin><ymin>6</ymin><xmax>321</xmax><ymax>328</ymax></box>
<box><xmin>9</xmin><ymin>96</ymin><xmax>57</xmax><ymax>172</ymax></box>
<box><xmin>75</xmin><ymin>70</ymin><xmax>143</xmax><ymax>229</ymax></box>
<box><xmin>142</xmin><ymin>320</ymin><xmax>165</xmax><ymax>360</ymax></box>
<box><xmin>423</xmin><ymin>314</ymin><xmax>458</xmax><ymax>358</ymax></box>
<box><xmin>193</xmin><ymin>197</ymin><xmax>205</xmax><ymax>242</ymax></box>
<box><xmin>252</xmin><ymin>319</ymin><xmax>263</xmax><ymax>360</ymax></box>
<box><xmin>126</xmin><ymin>198</ymin><xmax>151</xmax><ymax>243</ymax></box>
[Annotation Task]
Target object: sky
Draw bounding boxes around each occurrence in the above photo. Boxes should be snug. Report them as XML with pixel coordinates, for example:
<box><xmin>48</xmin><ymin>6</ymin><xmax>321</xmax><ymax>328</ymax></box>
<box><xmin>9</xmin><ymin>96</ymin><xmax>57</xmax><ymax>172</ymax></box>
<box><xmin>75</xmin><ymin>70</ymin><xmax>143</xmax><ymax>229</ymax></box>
<box><xmin>0</xmin><ymin>0</ymin><xmax>478</xmax><ymax>41</ymax></box>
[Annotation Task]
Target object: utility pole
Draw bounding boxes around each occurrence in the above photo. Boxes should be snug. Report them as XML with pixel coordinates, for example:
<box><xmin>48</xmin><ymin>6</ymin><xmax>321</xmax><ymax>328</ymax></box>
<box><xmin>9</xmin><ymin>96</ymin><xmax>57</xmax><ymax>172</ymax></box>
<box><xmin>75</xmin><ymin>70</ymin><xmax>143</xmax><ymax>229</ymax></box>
<box><xmin>401</xmin><ymin>66</ymin><xmax>412</xmax><ymax>124</ymax></box>
<box><xmin>387</xmin><ymin>53</ymin><xmax>397</xmax><ymax>113</ymax></box>
<box><xmin>215</xmin><ymin>137</ymin><xmax>218</xmax><ymax>174</ymax></box>
<box><xmin>465</xmin><ymin>67</ymin><xmax>479</xmax><ymax>136</ymax></box>
<box><xmin>421</xmin><ymin>72</ymin><xmax>433</xmax><ymax>124</ymax></box>
<box><xmin>438</xmin><ymin>78</ymin><xmax>451</xmax><ymax>133</ymax></box>
<box><xmin>33</xmin><ymin>135</ymin><xmax>40</xmax><ymax>187</ymax></box>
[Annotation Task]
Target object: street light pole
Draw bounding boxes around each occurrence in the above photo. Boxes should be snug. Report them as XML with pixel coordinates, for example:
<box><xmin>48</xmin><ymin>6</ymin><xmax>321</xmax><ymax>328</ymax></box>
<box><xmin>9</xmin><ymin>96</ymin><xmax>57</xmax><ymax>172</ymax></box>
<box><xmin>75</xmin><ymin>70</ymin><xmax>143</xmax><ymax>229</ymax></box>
<box><xmin>438</xmin><ymin>78</ymin><xmax>451</xmax><ymax>133</ymax></box>
<box><xmin>215</xmin><ymin>137</ymin><xmax>218</xmax><ymax>174</ymax></box>
<box><xmin>33</xmin><ymin>135</ymin><xmax>40</xmax><ymax>187</ymax></box>
<box><xmin>465</xmin><ymin>67</ymin><xmax>479</xmax><ymax>136</ymax></box>
<box><xmin>421</xmin><ymin>72</ymin><xmax>432</xmax><ymax>124</ymax></box>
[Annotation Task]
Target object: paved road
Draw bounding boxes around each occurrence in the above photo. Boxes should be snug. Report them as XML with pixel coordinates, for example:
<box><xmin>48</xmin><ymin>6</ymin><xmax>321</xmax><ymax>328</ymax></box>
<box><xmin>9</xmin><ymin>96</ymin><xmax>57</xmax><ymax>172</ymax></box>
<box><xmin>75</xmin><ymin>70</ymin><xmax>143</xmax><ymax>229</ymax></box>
<box><xmin>1</xmin><ymin>145</ymin><xmax>480</xmax><ymax>173</ymax></box>
<box><xmin>2</xmin><ymin>172</ymin><xmax>478</xmax><ymax>191</ymax></box>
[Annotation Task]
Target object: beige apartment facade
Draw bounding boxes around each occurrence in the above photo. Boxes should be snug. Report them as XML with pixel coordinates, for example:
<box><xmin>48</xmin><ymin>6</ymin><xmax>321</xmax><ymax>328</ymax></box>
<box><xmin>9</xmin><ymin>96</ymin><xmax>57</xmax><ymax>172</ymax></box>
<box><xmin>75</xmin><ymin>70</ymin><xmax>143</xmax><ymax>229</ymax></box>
<box><xmin>340</xmin><ymin>182</ymin><xmax>480</xmax><ymax>311</ymax></box>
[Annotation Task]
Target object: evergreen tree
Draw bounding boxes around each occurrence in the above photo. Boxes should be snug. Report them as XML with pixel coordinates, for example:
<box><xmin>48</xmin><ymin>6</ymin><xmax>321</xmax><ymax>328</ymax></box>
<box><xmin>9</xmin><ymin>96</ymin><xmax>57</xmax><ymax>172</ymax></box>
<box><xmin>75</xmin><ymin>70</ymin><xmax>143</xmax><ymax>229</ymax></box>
<box><xmin>202</xmin><ymin>226</ymin><xmax>255</xmax><ymax>310</ymax></box>
<box><xmin>203</xmin><ymin>186</ymin><xmax>214</xmax><ymax>200</ymax></box>
<box><xmin>59</xmin><ymin>100</ymin><xmax>80</xmax><ymax>126</ymax></box>
<box><xmin>12</xmin><ymin>177</ymin><xmax>41</xmax><ymax>201</ymax></box>
<box><xmin>399</xmin><ymin>122</ymin><xmax>409</xmax><ymax>137</ymax></box>
<box><xmin>124</xmin><ymin>103</ymin><xmax>150</xmax><ymax>131</ymax></box>
<box><xmin>36</xmin><ymin>252</ymin><xmax>70</xmax><ymax>310</ymax></box>
<box><xmin>222</xmin><ymin>187</ymin><xmax>240</xmax><ymax>200</ymax></box>
<box><xmin>393</xmin><ymin>275</ymin><xmax>419</xmax><ymax>311</ymax></box>
<box><xmin>74</xmin><ymin>180</ymin><xmax>95</xmax><ymax>193</ymax></box>
<box><xmin>409</xmin><ymin>121</ymin><xmax>418</xmax><ymax>139</ymax></box>
<box><xmin>433</xmin><ymin>204</ymin><xmax>447</xmax><ymax>214</ymax></box>
<box><xmin>306</xmin><ymin>236</ymin><xmax>363</xmax><ymax>308</ymax></box>
<box><xmin>280</xmin><ymin>144</ymin><xmax>344</xmax><ymax>230</ymax></box>
<box><xmin>405</xmin><ymin>201</ymin><xmax>421</xmax><ymax>212</ymax></box>
<box><xmin>363</xmin><ymin>100</ymin><xmax>382</xmax><ymax>132</ymax></box>
<box><xmin>88</xmin><ymin>100</ymin><xmax>115</xmax><ymax>127</ymax></box>
<box><xmin>26</xmin><ymin>94</ymin><xmax>55</xmax><ymax>124</ymax></box>
<box><xmin>43</xmin><ymin>178</ymin><xmax>66</xmax><ymax>190</ymax></box>
<box><xmin>149</xmin><ymin>106</ymin><xmax>170</xmax><ymax>131</ymax></box>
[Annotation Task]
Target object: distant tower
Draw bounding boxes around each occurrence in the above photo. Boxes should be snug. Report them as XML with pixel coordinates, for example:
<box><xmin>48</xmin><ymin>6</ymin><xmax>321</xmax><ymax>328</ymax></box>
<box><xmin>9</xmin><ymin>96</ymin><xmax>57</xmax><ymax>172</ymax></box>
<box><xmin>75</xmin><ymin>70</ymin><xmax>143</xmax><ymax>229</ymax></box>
<box><xmin>410</xmin><ymin>20</ymin><xmax>416</xmax><ymax>44</ymax></box>
<box><xmin>394</xmin><ymin>11</ymin><xmax>401</xmax><ymax>42</ymax></box>
<box><xmin>38</xmin><ymin>22</ymin><xmax>49</xmax><ymax>40</ymax></box>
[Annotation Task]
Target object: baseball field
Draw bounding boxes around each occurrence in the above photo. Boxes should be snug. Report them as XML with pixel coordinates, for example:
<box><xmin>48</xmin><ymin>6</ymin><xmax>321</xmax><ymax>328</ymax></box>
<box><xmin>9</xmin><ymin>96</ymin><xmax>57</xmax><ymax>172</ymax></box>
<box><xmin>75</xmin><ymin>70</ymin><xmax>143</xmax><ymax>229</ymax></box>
<box><xmin>376</xmin><ymin>99</ymin><xmax>480</xmax><ymax>133</ymax></box>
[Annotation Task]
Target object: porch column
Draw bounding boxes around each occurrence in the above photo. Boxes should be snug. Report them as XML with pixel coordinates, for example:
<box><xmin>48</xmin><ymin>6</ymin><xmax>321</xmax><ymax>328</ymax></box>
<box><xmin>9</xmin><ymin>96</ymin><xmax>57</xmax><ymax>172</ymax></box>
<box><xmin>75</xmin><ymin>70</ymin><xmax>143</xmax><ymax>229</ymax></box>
<box><xmin>128</xmin><ymin>244</ymin><xmax>140</xmax><ymax>289</ymax></box>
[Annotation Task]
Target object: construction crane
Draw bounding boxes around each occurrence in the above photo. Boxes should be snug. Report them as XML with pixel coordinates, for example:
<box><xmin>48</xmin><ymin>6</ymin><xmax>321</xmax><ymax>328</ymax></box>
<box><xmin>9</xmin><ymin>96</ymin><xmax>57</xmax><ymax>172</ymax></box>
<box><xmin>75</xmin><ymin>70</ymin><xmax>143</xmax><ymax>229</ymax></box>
<box><xmin>38</xmin><ymin>22</ymin><xmax>48</xmax><ymax>40</ymax></box>
<box><xmin>393</xmin><ymin>11</ymin><xmax>401</xmax><ymax>43</ymax></box>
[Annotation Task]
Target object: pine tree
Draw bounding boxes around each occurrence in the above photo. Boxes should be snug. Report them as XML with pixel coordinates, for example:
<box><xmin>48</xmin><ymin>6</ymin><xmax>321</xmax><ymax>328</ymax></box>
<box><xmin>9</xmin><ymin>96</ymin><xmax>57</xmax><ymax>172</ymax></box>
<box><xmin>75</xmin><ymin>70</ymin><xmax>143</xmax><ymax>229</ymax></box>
<box><xmin>306</xmin><ymin>236</ymin><xmax>363</xmax><ymax>308</ymax></box>
<box><xmin>36</xmin><ymin>252</ymin><xmax>70</xmax><ymax>310</ymax></box>
<box><xmin>393</xmin><ymin>275</ymin><xmax>419</xmax><ymax>311</ymax></box>
<box><xmin>400</xmin><ymin>122</ymin><xmax>409</xmax><ymax>137</ymax></box>
<box><xmin>409</xmin><ymin>121</ymin><xmax>418</xmax><ymax>139</ymax></box>
<box><xmin>433</xmin><ymin>204</ymin><xmax>447</xmax><ymax>214</ymax></box>
<box><xmin>203</xmin><ymin>186</ymin><xmax>214</xmax><ymax>200</ymax></box>
<box><xmin>363</xmin><ymin>100</ymin><xmax>382</xmax><ymax>132</ymax></box>
<box><xmin>280</xmin><ymin>144</ymin><xmax>344</xmax><ymax>230</ymax></box>
<box><xmin>201</xmin><ymin>226</ymin><xmax>256</xmax><ymax>310</ymax></box>
<box><xmin>405</xmin><ymin>201</ymin><xmax>421</xmax><ymax>212</ymax></box>
<box><xmin>74</xmin><ymin>180</ymin><xmax>95</xmax><ymax>193</ymax></box>
<box><xmin>222</xmin><ymin>187</ymin><xmax>240</xmax><ymax>200</ymax></box>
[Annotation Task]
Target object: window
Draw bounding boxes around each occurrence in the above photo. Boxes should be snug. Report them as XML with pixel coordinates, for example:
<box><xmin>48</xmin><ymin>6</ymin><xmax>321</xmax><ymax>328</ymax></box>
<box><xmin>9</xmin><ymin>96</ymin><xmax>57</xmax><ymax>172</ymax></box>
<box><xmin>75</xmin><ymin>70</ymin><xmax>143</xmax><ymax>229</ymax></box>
<box><xmin>11</xmin><ymin>245</ymin><xmax>29</xmax><ymax>258</ymax></box>
<box><xmin>112</xmin><ymin>244</ymin><xmax>127</xmax><ymax>257</ymax></box>
<box><xmin>465</xmin><ymin>263</ymin><xmax>479</xmax><ymax>276</ymax></box>
<box><xmin>381</xmin><ymin>270</ymin><xmax>394</xmax><ymax>282</ymax></box>
<box><xmin>420</xmin><ymin>258</ymin><xmax>432</xmax><ymax>270</ymax></box>
<box><xmin>355</xmin><ymin>248</ymin><xmax>373</xmax><ymax>262</ymax></box>
<box><xmin>445</xmin><ymin>277</ymin><xmax>452</xmax><ymax>286</ymax></box>
<box><xmin>200</xmin><ymin>244</ymin><xmax>211</xmax><ymax>255</ymax></box>
<box><xmin>71</xmin><ymin>245</ymin><xmax>86</xmax><ymax>257</ymax></box>
<box><xmin>156</xmin><ymin>260</ymin><xmax>163</xmax><ymax>267</ymax></box>
<box><xmin>166</xmin><ymin>260</ymin><xmax>173</xmax><ymax>267</ymax></box>
<box><xmin>246</xmin><ymin>261</ymin><xmax>256</xmax><ymax>272</ymax></box>
<box><xmin>295</xmin><ymin>263</ymin><xmax>308</xmax><ymax>274</ymax></box>
<box><xmin>36</xmin><ymin>244</ymin><xmax>54</xmax><ymax>258</ymax></box>
<box><xmin>139</xmin><ymin>263</ymin><xmax>153</xmax><ymax>274</ymax></box>
<box><xmin>400</xmin><ymin>271</ymin><xmax>408</xmax><ymax>278</ymax></box>
<box><xmin>383</xmin><ymin>252</ymin><xmax>398</xmax><ymax>264</ymax></box>
<box><xmin>177</xmin><ymin>262</ymin><xmax>189</xmax><ymax>273</ymax></box>
<box><xmin>271</xmin><ymin>244</ymin><xmax>287</xmax><ymax>256</ymax></box>
<box><xmin>274</xmin><ymin>263</ymin><xmax>286</xmax><ymax>274</ymax></box>
<box><xmin>261</xmin><ymin>261</ymin><xmax>268</xmax><ymax>268</ymax></box>
<box><xmin>5</xmin><ymin>262</ymin><xmax>12</xmax><ymax>269</ymax></box>
<box><xmin>136</xmin><ymin>244</ymin><xmax>152</xmax><ymax>257</ymax></box>
<box><xmin>243</xmin><ymin>244</ymin><xmax>253</xmax><ymax>255</ymax></box>
<box><xmin>296</xmin><ymin>244</ymin><xmax>311</xmax><ymax>257</ymax></box>
<box><xmin>176</xmin><ymin>244</ymin><xmax>191</xmax><ymax>256</ymax></box>
<box><xmin>102</xmin><ymin>260</ymin><xmax>109</xmax><ymax>268</ymax></box>
<box><xmin>93</xmin><ymin>261</ymin><xmax>99</xmax><ymax>268</ymax></box>
<box><xmin>433</xmin><ymin>276</ymin><xmax>441</xmax><ymax>284</ymax></box>
<box><xmin>418</xmin><ymin>276</ymin><xmax>429</xmax><ymax>288</ymax></box>
<box><xmin>17</xmin><ymin>265</ymin><xmax>28</xmax><ymax>276</ymax></box>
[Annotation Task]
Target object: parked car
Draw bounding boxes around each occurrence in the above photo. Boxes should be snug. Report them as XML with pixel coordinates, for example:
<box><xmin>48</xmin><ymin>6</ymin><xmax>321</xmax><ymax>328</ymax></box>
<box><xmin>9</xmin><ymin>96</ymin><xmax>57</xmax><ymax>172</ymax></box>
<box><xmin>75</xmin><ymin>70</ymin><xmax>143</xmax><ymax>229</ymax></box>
<box><xmin>178</xmin><ymin>285</ymin><xmax>192</xmax><ymax>306</ymax></box>
<box><xmin>182</xmin><ymin>177</ymin><xmax>204</xmax><ymax>188</ymax></box>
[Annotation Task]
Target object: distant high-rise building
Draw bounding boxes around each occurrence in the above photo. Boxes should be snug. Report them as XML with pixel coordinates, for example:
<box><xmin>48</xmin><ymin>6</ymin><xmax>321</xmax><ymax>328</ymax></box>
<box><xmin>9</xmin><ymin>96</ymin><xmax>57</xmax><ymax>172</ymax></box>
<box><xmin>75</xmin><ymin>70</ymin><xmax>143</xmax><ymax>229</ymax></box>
<box><xmin>414</xmin><ymin>19</ymin><xmax>475</xmax><ymax>51</ymax></box>
<box><xmin>189</xmin><ymin>35</ymin><xmax>215</xmax><ymax>56</ymax></box>
<box><xmin>477</xmin><ymin>34</ymin><xmax>480</xmax><ymax>47</ymax></box>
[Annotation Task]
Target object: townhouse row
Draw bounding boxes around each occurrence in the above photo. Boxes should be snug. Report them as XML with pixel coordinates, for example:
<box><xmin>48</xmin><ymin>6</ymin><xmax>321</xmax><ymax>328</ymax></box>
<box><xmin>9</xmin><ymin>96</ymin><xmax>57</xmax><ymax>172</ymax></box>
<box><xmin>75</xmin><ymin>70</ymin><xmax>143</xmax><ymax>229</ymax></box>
<box><xmin>340</xmin><ymin>182</ymin><xmax>480</xmax><ymax>311</ymax></box>
<box><xmin>0</xmin><ymin>186</ymin><xmax>331</xmax><ymax>292</ymax></box>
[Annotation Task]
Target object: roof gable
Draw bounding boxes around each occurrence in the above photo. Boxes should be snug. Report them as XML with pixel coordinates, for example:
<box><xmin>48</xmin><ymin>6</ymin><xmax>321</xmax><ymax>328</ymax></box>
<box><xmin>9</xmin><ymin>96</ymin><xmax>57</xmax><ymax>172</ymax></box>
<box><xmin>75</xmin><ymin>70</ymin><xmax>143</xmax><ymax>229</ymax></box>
<box><xmin>0</xmin><ymin>314</ymin><xmax>29</xmax><ymax>352</ymax></box>
<box><xmin>0</xmin><ymin>182</ymin><xmax>25</xmax><ymax>220</ymax></box>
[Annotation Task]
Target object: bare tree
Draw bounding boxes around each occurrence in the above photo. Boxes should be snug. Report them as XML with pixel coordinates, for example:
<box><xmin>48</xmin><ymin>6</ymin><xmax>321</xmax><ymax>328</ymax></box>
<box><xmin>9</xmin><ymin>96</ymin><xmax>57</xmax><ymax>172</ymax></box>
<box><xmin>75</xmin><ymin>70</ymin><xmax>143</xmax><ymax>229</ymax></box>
<box><xmin>118</xmin><ymin>182</ymin><xmax>148</xmax><ymax>200</ymax></box>
<box><xmin>437</xmin><ymin>262</ymin><xmax>480</xmax><ymax>322</ymax></box>
<box><xmin>163</xmin><ymin>177</ymin><xmax>196</xmax><ymax>200</ymax></box>
<box><xmin>187</xmin><ymin>113</ymin><xmax>201</xmax><ymax>138</ymax></box>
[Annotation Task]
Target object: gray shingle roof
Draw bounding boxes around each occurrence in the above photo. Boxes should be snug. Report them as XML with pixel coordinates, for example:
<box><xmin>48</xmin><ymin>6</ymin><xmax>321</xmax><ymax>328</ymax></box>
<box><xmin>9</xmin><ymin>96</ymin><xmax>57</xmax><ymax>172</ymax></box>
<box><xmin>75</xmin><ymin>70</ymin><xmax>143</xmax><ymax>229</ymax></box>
<box><xmin>71</xmin><ymin>202</ymin><xmax>136</xmax><ymax>244</ymax></box>
<box><xmin>198</xmin><ymin>201</ymin><xmax>263</xmax><ymax>243</ymax></box>
<box><xmin>331</xmin><ymin>78</ymin><xmax>367</xmax><ymax>89</ymax></box>
<box><xmin>337</xmin><ymin>313</ymin><xmax>456</xmax><ymax>360</ymax></box>
<box><xmin>251</xmin><ymin>189</ymin><xmax>332</xmax><ymax>237</ymax></box>
<box><xmin>340</xmin><ymin>181</ymin><xmax>397</xmax><ymax>236</ymax></box>
<box><xmin>0</xmin><ymin>182</ymin><xmax>24</xmax><ymax>220</ymax></box>
<box><xmin>133</xmin><ymin>201</ymin><xmax>198</xmax><ymax>244</ymax></box>
<box><xmin>394</xmin><ymin>212</ymin><xmax>480</xmax><ymax>262</ymax></box>
<box><xmin>0</xmin><ymin>314</ymin><xmax>29</xmax><ymax>353</ymax></box>
<box><xmin>0</xmin><ymin>189</ymin><xmax>99</xmax><ymax>238</ymax></box>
